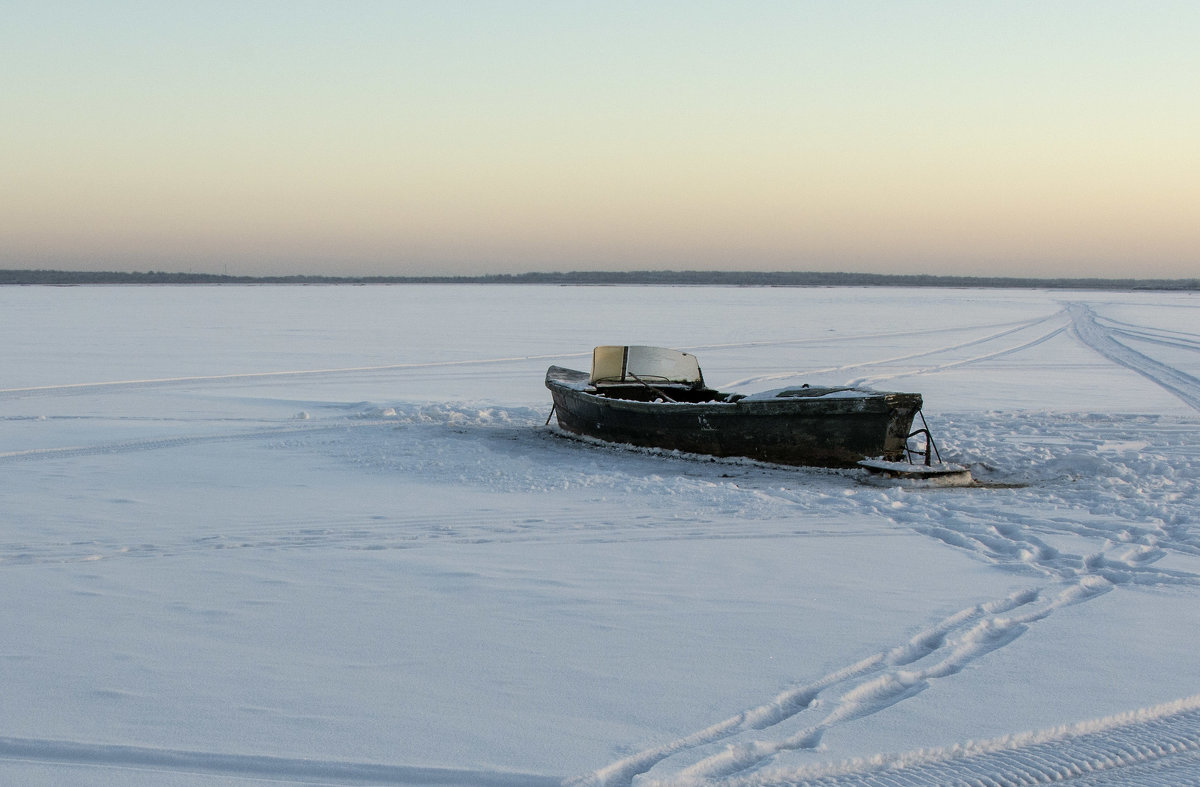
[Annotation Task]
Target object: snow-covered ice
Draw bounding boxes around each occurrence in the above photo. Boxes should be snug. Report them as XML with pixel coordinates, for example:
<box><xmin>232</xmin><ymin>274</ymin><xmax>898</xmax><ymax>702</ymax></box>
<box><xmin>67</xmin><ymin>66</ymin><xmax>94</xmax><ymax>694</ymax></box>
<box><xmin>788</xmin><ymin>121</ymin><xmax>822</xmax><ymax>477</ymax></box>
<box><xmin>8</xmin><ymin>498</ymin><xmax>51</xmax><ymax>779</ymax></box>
<box><xmin>2</xmin><ymin>283</ymin><xmax>1199</xmax><ymax>785</ymax></box>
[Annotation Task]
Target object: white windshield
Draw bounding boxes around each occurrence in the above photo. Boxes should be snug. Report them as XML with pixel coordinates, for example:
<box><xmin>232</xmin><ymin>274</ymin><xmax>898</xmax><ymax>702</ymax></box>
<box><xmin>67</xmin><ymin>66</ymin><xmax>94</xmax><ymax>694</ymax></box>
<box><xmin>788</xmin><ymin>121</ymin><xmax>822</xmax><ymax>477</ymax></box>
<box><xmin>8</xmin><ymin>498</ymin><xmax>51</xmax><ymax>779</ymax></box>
<box><xmin>590</xmin><ymin>346</ymin><xmax>703</xmax><ymax>384</ymax></box>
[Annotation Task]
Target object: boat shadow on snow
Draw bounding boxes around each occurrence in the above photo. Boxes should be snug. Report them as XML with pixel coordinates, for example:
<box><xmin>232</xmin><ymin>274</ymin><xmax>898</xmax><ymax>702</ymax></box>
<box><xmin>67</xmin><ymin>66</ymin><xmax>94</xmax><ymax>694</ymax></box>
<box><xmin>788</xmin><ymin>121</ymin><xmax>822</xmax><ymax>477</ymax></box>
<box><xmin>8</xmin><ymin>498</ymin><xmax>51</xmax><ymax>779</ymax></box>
<box><xmin>541</xmin><ymin>425</ymin><xmax>1019</xmax><ymax>489</ymax></box>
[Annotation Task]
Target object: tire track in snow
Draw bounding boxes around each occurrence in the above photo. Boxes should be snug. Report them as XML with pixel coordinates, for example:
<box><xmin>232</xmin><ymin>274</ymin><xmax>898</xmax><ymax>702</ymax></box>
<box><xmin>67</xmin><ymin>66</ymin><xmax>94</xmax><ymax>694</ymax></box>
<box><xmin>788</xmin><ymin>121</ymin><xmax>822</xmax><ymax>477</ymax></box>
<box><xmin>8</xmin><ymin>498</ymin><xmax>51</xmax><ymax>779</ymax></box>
<box><xmin>4</xmin><ymin>506</ymin><xmax>797</xmax><ymax>567</ymax></box>
<box><xmin>722</xmin><ymin>311</ymin><xmax>1069</xmax><ymax>389</ymax></box>
<box><xmin>0</xmin><ymin>403</ymin><xmax>542</xmax><ymax>466</ymax></box>
<box><xmin>1108</xmin><ymin>327</ymin><xmax>1200</xmax><ymax>354</ymax></box>
<box><xmin>1094</xmin><ymin>313</ymin><xmax>1200</xmax><ymax>348</ymax></box>
<box><xmin>684</xmin><ymin>317</ymin><xmax>1051</xmax><ymax>357</ymax></box>
<box><xmin>855</xmin><ymin>323</ymin><xmax>1067</xmax><ymax>386</ymax></box>
<box><xmin>0</xmin><ymin>421</ymin><xmax>378</xmax><ymax>464</ymax></box>
<box><xmin>0</xmin><ymin>351</ymin><xmax>588</xmax><ymax>400</ymax></box>
<box><xmin>1068</xmin><ymin>303</ymin><xmax>1200</xmax><ymax>411</ymax></box>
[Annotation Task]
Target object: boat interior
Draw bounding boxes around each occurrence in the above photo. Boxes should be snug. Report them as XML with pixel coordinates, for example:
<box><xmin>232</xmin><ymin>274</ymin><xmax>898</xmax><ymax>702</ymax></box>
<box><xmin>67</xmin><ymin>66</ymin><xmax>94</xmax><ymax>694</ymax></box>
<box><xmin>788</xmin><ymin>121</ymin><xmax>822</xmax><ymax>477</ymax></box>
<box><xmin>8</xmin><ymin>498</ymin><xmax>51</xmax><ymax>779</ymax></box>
<box><xmin>591</xmin><ymin>382</ymin><xmax>727</xmax><ymax>403</ymax></box>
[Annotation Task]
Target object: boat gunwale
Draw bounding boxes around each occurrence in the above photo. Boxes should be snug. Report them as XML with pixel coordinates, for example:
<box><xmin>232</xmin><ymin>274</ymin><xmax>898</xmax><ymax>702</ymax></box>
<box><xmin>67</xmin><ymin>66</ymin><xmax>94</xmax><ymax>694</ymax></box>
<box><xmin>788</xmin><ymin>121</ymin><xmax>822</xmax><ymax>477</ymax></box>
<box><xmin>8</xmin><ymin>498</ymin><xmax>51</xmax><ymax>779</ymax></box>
<box><xmin>546</xmin><ymin>365</ymin><xmax>919</xmax><ymax>413</ymax></box>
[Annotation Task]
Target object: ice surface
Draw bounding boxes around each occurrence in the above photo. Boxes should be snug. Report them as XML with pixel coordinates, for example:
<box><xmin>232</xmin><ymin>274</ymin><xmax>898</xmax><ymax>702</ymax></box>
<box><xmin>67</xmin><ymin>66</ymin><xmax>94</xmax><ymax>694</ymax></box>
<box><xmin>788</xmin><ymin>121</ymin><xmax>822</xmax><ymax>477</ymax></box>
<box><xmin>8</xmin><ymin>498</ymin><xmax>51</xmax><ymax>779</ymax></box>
<box><xmin>1</xmin><ymin>284</ymin><xmax>1199</xmax><ymax>784</ymax></box>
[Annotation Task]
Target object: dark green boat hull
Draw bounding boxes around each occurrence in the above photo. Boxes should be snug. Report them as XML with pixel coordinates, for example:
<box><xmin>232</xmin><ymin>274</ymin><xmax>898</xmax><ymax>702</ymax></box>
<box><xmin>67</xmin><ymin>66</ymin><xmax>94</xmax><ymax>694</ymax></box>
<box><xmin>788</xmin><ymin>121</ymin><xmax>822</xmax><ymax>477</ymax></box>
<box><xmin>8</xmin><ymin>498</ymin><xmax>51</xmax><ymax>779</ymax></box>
<box><xmin>546</xmin><ymin>366</ymin><xmax>922</xmax><ymax>468</ymax></box>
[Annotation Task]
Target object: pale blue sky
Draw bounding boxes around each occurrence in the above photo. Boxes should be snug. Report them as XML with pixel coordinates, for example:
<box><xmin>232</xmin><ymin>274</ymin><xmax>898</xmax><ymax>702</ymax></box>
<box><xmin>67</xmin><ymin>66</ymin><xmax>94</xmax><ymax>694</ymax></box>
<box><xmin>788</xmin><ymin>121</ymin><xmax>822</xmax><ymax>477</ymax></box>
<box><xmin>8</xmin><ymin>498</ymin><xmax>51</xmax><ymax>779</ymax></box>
<box><xmin>3</xmin><ymin>1</ymin><xmax>1197</xmax><ymax>277</ymax></box>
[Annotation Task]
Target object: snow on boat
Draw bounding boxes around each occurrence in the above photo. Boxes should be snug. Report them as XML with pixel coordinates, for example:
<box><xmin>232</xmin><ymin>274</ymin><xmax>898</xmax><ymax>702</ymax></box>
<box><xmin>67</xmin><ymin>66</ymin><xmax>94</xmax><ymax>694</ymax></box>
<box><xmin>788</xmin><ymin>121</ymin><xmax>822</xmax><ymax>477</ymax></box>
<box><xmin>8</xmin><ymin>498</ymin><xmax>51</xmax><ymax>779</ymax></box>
<box><xmin>545</xmin><ymin>346</ymin><xmax>925</xmax><ymax>469</ymax></box>
<box><xmin>857</xmin><ymin>458</ymin><xmax>974</xmax><ymax>486</ymax></box>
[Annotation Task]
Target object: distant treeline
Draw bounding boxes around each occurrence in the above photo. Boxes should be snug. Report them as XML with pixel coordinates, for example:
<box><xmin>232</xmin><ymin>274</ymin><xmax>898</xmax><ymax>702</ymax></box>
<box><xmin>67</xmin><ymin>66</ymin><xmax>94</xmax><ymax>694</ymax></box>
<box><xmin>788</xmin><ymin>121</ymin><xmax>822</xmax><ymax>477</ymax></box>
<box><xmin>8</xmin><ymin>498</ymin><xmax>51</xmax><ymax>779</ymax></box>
<box><xmin>2</xmin><ymin>268</ymin><xmax>1197</xmax><ymax>291</ymax></box>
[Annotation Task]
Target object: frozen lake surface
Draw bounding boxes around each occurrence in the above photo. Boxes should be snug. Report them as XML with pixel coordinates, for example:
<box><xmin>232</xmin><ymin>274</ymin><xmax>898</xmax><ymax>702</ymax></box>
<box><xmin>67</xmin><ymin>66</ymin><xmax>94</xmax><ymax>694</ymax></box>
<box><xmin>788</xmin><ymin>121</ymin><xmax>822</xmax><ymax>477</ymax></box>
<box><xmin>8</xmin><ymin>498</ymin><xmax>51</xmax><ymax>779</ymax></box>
<box><xmin>2</xmin><ymin>284</ymin><xmax>1199</xmax><ymax>785</ymax></box>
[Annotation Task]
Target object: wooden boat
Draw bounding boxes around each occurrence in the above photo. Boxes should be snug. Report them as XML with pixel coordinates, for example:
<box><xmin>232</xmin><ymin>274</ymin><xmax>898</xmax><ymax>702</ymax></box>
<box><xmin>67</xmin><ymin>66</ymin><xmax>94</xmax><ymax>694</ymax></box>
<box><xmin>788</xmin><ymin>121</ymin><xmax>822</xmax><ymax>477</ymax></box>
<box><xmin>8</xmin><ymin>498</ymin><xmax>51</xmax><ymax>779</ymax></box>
<box><xmin>545</xmin><ymin>346</ymin><xmax>925</xmax><ymax>468</ymax></box>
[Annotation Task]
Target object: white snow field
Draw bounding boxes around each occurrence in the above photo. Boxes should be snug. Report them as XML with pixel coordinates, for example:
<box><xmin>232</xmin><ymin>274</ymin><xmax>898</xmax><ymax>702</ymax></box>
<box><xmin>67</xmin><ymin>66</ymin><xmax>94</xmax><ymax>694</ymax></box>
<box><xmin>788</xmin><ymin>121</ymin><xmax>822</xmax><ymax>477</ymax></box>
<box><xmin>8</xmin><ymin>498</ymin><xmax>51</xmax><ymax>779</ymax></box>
<box><xmin>2</xmin><ymin>284</ymin><xmax>1199</xmax><ymax>786</ymax></box>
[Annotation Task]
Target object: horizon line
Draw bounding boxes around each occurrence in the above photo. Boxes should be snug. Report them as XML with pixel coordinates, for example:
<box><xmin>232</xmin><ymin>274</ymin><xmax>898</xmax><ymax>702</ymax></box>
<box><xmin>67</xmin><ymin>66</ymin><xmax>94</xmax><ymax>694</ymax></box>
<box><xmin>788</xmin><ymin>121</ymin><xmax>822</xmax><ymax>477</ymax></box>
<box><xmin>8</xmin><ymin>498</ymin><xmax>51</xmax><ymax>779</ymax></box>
<box><xmin>2</xmin><ymin>268</ymin><xmax>1197</xmax><ymax>292</ymax></box>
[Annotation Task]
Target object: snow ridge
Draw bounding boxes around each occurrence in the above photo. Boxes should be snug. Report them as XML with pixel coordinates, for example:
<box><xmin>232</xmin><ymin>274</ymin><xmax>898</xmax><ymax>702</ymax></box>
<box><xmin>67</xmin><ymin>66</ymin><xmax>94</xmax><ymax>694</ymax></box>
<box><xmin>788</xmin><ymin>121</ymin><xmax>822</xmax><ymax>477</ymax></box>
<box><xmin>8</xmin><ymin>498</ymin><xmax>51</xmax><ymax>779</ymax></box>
<box><xmin>724</xmin><ymin>695</ymin><xmax>1200</xmax><ymax>786</ymax></box>
<box><xmin>0</xmin><ymin>736</ymin><xmax>559</xmax><ymax>785</ymax></box>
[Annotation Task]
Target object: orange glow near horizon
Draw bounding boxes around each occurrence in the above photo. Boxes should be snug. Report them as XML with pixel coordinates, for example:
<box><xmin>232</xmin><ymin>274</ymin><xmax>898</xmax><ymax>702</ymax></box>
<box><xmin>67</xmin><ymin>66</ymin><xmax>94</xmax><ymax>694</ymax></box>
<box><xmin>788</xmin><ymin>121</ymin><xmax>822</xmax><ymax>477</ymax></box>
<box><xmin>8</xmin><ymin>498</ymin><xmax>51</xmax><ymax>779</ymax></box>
<box><xmin>3</xmin><ymin>3</ymin><xmax>1197</xmax><ymax>278</ymax></box>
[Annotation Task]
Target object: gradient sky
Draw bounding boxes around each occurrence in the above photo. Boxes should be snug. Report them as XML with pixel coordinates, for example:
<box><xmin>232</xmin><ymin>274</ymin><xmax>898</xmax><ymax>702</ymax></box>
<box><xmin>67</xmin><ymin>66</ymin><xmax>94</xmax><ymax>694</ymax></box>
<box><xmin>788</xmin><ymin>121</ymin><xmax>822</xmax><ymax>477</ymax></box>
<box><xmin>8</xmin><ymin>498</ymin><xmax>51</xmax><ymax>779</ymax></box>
<box><xmin>3</xmin><ymin>1</ymin><xmax>1198</xmax><ymax>278</ymax></box>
